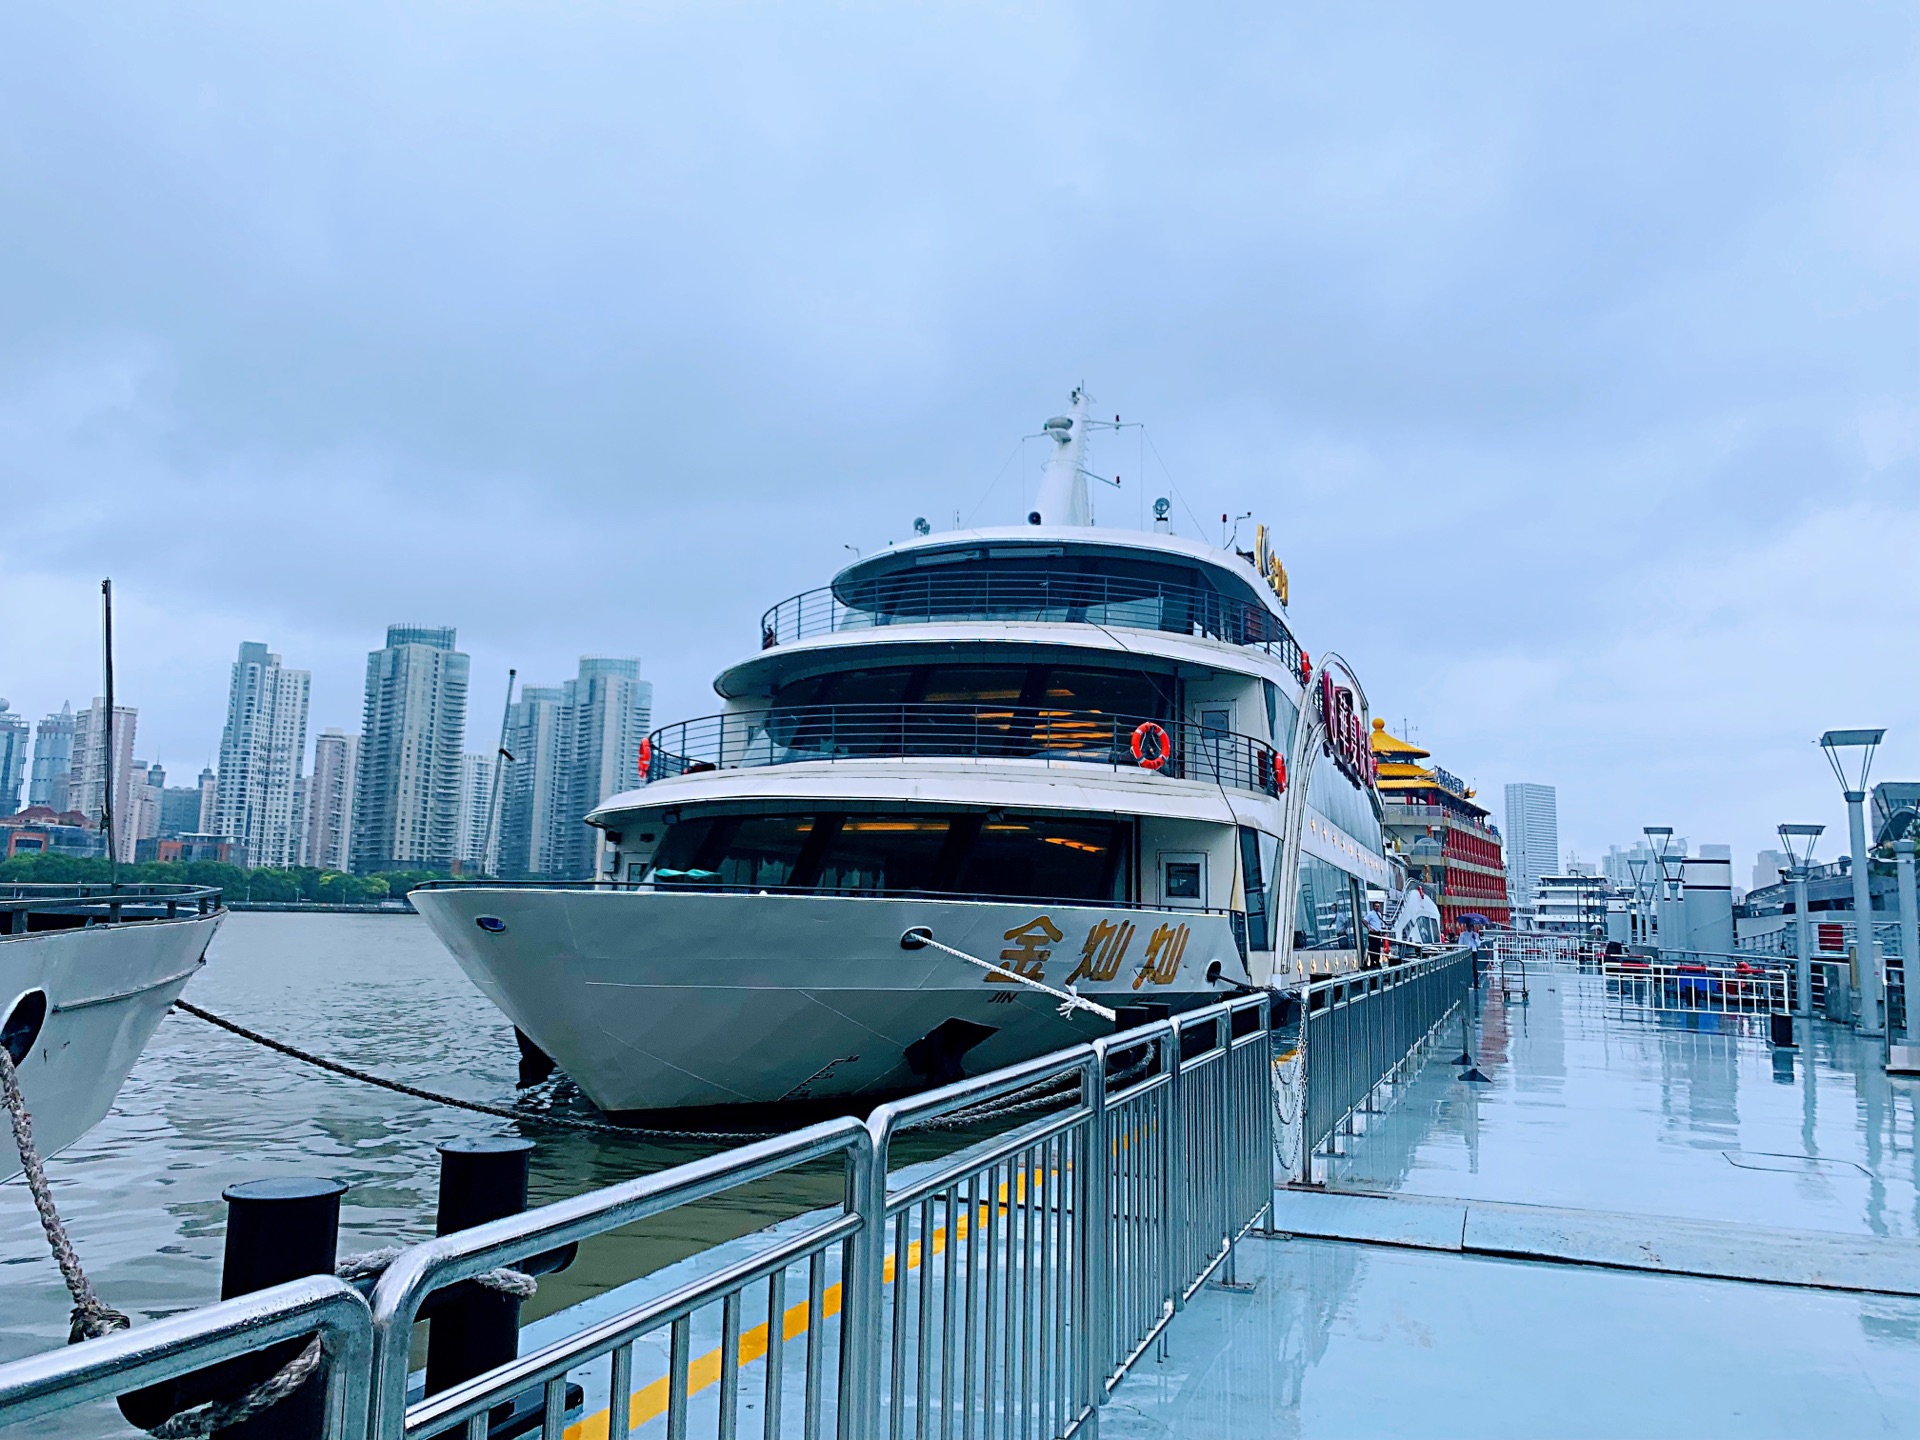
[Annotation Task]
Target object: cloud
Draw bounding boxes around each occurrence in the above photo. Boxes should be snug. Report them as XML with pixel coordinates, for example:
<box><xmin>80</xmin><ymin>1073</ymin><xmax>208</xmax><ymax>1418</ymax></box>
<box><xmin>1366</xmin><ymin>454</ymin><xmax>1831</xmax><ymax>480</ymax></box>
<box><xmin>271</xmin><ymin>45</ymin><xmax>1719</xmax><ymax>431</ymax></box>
<box><xmin>1</xmin><ymin>0</ymin><xmax>1914</xmax><ymax>876</ymax></box>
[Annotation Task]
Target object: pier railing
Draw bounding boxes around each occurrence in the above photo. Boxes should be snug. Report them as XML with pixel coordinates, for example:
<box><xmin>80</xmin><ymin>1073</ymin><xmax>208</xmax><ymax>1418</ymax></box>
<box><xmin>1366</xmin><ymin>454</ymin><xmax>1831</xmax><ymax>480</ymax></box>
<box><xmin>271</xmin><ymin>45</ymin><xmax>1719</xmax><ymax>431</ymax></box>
<box><xmin>0</xmin><ymin>997</ymin><xmax>1279</xmax><ymax>1440</ymax></box>
<box><xmin>1291</xmin><ymin>950</ymin><xmax>1475</xmax><ymax>1182</ymax></box>
<box><xmin>0</xmin><ymin>1275</ymin><xmax>371</xmax><ymax>1439</ymax></box>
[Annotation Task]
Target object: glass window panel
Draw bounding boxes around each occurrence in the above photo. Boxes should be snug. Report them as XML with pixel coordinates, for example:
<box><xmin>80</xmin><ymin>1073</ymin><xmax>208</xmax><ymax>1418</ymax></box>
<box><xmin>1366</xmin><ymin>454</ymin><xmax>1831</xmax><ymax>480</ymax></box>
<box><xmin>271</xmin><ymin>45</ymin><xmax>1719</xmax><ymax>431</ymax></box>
<box><xmin>814</xmin><ymin>816</ymin><xmax>954</xmax><ymax>894</ymax></box>
<box><xmin>1295</xmin><ymin>854</ymin><xmax>1358</xmax><ymax>951</ymax></box>
<box><xmin>959</xmin><ymin>815</ymin><xmax>1129</xmax><ymax>902</ymax></box>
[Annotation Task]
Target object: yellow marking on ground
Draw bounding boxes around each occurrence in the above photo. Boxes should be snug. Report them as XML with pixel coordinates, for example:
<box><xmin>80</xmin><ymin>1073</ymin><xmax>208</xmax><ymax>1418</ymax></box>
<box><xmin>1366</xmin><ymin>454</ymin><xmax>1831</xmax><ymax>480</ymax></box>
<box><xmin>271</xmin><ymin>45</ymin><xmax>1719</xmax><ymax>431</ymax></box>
<box><xmin>564</xmin><ymin>1172</ymin><xmax>1063</xmax><ymax>1438</ymax></box>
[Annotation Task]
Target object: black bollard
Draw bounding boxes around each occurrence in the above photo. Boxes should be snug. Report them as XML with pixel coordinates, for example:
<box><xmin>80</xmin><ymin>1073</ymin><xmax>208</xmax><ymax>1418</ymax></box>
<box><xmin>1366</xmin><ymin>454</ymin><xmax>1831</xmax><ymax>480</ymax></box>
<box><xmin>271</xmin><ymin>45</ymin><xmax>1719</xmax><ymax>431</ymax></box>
<box><xmin>424</xmin><ymin>1139</ymin><xmax>534</xmax><ymax>1398</ymax></box>
<box><xmin>119</xmin><ymin>1176</ymin><xmax>345</xmax><ymax>1438</ymax></box>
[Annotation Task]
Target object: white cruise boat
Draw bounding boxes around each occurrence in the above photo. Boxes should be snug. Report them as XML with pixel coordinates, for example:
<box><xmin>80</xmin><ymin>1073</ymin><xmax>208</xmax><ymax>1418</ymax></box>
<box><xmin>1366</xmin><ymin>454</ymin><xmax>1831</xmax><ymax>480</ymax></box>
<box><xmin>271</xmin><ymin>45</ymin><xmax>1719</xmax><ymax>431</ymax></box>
<box><xmin>414</xmin><ymin>391</ymin><xmax>1393</xmax><ymax>1118</ymax></box>
<box><xmin>2</xmin><ymin>884</ymin><xmax>223</xmax><ymax>1178</ymax></box>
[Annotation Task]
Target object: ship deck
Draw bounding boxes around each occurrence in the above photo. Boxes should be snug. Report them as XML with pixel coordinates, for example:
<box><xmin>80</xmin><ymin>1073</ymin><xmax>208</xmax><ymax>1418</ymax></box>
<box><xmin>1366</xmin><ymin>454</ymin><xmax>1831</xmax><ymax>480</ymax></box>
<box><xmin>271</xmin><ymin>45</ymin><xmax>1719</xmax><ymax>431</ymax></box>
<box><xmin>1106</xmin><ymin>966</ymin><xmax>1920</xmax><ymax>1438</ymax></box>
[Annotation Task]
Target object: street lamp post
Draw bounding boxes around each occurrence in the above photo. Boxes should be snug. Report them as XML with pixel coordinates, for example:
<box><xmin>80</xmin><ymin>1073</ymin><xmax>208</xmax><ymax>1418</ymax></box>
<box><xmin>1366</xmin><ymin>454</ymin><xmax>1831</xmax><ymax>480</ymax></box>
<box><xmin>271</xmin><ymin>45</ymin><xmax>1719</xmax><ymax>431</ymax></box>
<box><xmin>1895</xmin><ymin>837</ymin><xmax>1918</xmax><ymax>1058</ymax></box>
<box><xmin>1779</xmin><ymin>824</ymin><xmax>1823</xmax><ymax>1024</ymax></box>
<box><xmin>1625</xmin><ymin>855</ymin><xmax>1650</xmax><ymax>944</ymax></box>
<box><xmin>1820</xmin><ymin>729</ymin><xmax>1887</xmax><ymax>1039</ymax></box>
<box><xmin>1643</xmin><ymin>827</ymin><xmax>1676</xmax><ymax>951</ymax></box>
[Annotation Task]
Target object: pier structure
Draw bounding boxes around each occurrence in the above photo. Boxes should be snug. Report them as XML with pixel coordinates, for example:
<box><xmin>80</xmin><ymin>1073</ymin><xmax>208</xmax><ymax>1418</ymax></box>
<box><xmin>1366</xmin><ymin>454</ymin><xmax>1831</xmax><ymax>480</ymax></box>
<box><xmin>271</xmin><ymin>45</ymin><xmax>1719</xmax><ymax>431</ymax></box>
<box><xmin>3</xmin><ymin>938</ymin><xmax>1920</xmax><ymax>1436</ymax></box>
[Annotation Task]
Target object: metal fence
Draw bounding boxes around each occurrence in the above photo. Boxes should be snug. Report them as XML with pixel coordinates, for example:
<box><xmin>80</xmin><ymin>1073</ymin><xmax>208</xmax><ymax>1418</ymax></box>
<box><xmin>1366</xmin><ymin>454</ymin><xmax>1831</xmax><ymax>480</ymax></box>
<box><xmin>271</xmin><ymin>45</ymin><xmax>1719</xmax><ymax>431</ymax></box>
<box><xmin>644</xmin><ymin>703</ymin><xmax>1285</xmax><ymax>799</ymax></box>
<box><xmin>0</xmin><ymin>1276</ymin><xmax>371</xmax><ymax>1439</ymax></box>
<box><xmin>0</xmin><ymin>998</ymin><xmax>1274</xmax><ymax>1440</ymax></box>
<box><xmin>1480</xmin><ymin>932</ymin><xmax>1601</xmax><ymax>970</ymax></box>
<box><xmin>1291</xmin><ymin>950</ymin><xmax>1474</xmax><ymax>1180</ymax></box>
<box><xmin>1601</xmin><ymin>959</ymin><xmax>1789</xmax><ymax>1018</ymax></box>
<box><xmin>759</xmin><ymin>574</ymin><xmax>1304</xmax><ymax>671</ymax></box>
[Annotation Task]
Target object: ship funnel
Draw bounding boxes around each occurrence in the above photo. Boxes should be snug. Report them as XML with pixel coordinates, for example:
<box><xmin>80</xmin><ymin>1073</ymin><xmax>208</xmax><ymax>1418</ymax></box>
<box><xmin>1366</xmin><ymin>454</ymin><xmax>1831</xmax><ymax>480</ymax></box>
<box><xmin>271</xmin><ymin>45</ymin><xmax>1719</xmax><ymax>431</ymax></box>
<box><xmin>1031</xmin><ymin>388</ymin><xmax>1092</xmax><ymax>526</ymax></box>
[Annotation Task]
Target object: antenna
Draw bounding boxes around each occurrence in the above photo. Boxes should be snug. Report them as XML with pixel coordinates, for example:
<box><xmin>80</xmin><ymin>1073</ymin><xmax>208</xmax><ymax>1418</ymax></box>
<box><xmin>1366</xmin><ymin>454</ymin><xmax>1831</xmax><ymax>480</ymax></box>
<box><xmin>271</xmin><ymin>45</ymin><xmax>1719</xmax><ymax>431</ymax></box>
<box><xmin>101</xmin><ymin>578</ymin><xmax>116</xmax><ymax>887</ymax></box>
<box><xmin>482</xmin><ymin>668</ymin><xmax>516</xmax><ymax>877</ymax></box>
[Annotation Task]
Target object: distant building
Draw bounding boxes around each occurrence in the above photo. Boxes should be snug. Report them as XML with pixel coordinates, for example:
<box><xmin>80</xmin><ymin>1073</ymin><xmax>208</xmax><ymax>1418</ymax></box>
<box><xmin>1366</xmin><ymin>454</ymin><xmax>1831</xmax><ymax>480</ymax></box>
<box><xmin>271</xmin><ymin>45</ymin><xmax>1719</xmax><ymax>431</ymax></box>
<box><xmin>28</xmin><ymin>704</ymin><xmax>75</xmax><ymax>811</ymax></box>
<box><xmin>1503</xmin><ymin>783</ymin><xmax>1559</xmax><ymax>926</ymax></box>
<box><xmin>499</xmin><ymin>658</ymin><xmax>651</xmax><ymax>880</ymax></box>
<box><xmin>0</xmin><ymin>701</ymin><xmax>28</xmax><ymax>814</ymax></box>
<box><xmin>159</xmin><ymin>783</ymin><xmax>206</xmax><ymax>838</ymax></box>
<box><xmin>305</xmin><ymin>730</ymin><xmax>358</xmax><ymax>872</ymax></box>
<box><xmin>134</xmin><ymin>834</ymin><xmax>240</xmax><ymax>864</ymax></box>
<box><xmin>1534</xmin><ymin>873</ymin><xmax>1612</xmax><ymax>934</ymax></box>
<box><xmin>68</xmin><ymin>699</ymin><xmax>139</xmax><ymax>862</ymax></box>
<box><xmin>1370</xmin><ymin>719</ymin><xmax>1510</xmax><ymax>932</ymax></box>
<box><xmin>1</xmin><ymin>806</ymin><xmax>105</xmax><ymax>859</ymax></box>
<box><xmin>1751</xmin><ymin>848</ymin><xmax>1790</xmax><ymax>893</ymax></box>
<box><xmin>455</xmin><ymin>752</ymin><xmax>498</xmax><ymax>874</ymax></box>
<box><xmin>196</xmin><ymin>767</ymin><xmax>218</xmax><ymax>834</ymax></box>
<box><xmin>212</xmin><ymin>642</ymin><xmax>312</xmax><ymax>870</ymax></box>
<box><xmin>352</xmin><ymin>626</ymin><xmax>470</xmax><ymax>874</ymax></box>
<box><xmin>127</xmin><ymin>761</ymin><xmax>163</xmax><ymax>847</ymax></box>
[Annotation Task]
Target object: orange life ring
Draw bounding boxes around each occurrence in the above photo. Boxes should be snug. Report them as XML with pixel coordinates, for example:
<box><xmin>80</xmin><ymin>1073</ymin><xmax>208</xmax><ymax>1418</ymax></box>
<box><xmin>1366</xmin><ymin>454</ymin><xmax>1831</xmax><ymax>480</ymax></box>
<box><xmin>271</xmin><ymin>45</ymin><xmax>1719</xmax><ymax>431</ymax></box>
<box><xmin>636</xmin><ymin>736</ymin><xmax>653</xmax><ymax>780</ymax></box>
<box><xmin>1130</xmin><ymin>721</ymin><xmax>1171</xmax><ymax>770</ymax></box>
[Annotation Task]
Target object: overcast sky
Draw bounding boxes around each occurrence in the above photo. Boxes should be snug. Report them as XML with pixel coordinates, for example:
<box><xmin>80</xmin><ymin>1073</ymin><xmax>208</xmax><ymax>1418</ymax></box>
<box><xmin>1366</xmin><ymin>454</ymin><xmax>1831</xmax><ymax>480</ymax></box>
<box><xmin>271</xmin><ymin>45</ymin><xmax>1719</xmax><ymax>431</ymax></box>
<box><xmin>2</xmin><ymin>2</ymin><xmax>1915</xmax><ymax>878</ymax></box>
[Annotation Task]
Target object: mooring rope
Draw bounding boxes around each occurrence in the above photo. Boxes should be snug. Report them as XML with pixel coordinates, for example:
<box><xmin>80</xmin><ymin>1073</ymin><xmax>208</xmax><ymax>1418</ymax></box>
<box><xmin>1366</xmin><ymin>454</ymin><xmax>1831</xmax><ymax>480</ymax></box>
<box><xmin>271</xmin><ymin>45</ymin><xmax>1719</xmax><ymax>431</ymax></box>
<box><xmin>172</xmin><ymin>999</ymin><xmax>1087</xmax><ymax>1142</ymax></box>
<box><xmin>0</xmin><ymin>1045</ymin><xmax>131</xmax><ymax>1344</ymax></box>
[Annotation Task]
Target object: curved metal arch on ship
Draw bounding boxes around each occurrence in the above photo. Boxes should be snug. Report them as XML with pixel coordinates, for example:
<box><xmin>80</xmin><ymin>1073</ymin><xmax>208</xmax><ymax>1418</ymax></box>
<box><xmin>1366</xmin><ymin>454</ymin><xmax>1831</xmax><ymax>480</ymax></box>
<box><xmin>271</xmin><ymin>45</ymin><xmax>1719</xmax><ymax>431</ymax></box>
<box><xmin>1274</xmin><ymin>650</ymin><xmax>1380</xmax><ymax>985</ymax></box>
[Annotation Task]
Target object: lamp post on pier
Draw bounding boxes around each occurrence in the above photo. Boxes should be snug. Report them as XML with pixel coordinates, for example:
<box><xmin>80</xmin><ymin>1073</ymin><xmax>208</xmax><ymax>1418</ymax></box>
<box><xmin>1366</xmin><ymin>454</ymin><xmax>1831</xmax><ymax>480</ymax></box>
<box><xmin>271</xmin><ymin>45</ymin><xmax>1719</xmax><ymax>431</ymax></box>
<box><xmin>1779</xmin><ymin>824</ymin><xmax>1823</xmax><ymax>1025</ymax></box>
<box><xmin>1626</xmin><ymin>855</ymin><xmax>1650</xmax><ymax>945</ymax></box>
<box><xmin>1645</xmin><ymin>827</ymin><xmax>1685</xmax><ymax>954</ymax></box>
<box><xmin>1820</xmin><ymin>729</ymin><xmax>1887</xmax><ymax>1039</ymax></box>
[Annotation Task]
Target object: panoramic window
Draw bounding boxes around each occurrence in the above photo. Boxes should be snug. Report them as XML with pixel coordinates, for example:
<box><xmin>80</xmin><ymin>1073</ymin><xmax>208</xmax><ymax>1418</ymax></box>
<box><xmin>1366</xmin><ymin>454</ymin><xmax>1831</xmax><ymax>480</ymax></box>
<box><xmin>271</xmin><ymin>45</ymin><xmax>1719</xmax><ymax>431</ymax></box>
<box><xmin>646</xmin><ymin>809</ymin><xmax>1133</xmax><ymax>903</ymax></box>
<box><xmin>1294</xmin><ymin>854</ymin><xmax>1359</xmax><ymax>952</ymax></box>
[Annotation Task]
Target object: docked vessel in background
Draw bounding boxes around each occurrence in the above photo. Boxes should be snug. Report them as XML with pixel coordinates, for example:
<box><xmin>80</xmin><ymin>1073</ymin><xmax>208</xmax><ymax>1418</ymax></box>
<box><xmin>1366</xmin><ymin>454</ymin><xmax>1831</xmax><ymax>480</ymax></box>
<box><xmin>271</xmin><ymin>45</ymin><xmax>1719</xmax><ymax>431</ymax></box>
<box><xmin>415</xmin><ymin>390</ymin><xmax>1394</xmax><ymax>1118</ymax></box>
<box><xmin>1</xmin><ymin>884</ymin><xmax>223</xmax><ymax>1178</ymax></box>
<box><xmin>1370</xmin><ymin>720</ymin><xmax>1511</xmax><ymax>934</ymax></box>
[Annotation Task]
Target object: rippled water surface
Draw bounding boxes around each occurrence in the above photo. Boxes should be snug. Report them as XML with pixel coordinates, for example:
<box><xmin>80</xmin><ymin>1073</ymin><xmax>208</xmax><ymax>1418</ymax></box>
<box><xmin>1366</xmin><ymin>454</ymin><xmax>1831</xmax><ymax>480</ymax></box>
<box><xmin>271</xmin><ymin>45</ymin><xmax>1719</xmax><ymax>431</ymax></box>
<box><xmin>0</xmin><ymin>911</ymin><xmax>885</xmax><ymax>1393</ymax></box>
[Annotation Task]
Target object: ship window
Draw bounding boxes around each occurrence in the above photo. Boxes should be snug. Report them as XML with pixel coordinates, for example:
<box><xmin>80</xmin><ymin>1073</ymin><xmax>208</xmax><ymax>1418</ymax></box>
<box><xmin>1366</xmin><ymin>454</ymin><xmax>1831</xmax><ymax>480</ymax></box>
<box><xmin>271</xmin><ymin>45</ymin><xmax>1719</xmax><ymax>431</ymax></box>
<box><xmin>959</xmin><ymin>816</ymin><xmax>1130</xmax><ymax>903</ymax></box>
<box><xmin>643</xmin><ymin>808</ymin><xmax>1134</xmax><ymax>903</ymax></box>
<box><xmin>1239</xmin><ymin>826</ymin><xmax>1270</xmax><ymax>952</ymax></box>
<box><xmin>1295</xmin><ymin>855</ymin><xmax>1359</xmax><ymax>952</ymax></box>
<box><xmin>813</xmin><ymin>817</ymin><xmax>952</xmax><ymax>894</ymax></box>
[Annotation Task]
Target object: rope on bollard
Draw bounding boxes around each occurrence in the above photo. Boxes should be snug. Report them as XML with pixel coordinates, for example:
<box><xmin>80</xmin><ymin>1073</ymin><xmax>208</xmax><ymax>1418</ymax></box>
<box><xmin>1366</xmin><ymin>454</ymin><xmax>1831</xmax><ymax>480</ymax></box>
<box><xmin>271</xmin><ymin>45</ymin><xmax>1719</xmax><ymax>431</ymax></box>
<box><xmin>144</xmin><ymin>1336</ymin><xmax>326</xmax><ymax>1440</ymax></box>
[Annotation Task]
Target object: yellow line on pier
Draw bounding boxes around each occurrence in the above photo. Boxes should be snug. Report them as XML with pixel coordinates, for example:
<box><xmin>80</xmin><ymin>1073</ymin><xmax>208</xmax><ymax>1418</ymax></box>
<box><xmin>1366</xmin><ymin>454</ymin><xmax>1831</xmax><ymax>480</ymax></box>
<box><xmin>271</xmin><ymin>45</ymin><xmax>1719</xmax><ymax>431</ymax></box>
<box><xmin>565</xmin><ymin>1171</ymin><xmax>1056</xmax><ymax>1438</ymax></box>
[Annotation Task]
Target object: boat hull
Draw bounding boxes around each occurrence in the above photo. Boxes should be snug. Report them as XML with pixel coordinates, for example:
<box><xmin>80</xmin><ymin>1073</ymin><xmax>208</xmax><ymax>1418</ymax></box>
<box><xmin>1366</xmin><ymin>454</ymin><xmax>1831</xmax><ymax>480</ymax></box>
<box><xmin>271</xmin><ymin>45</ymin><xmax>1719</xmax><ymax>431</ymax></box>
<box><xmin>411</xmin><ymin>887</ymin><xmax>1248</xmax><ymax>1115</ymax></box>
<box><xmin>1</xmin><ymin>911</ymin><xmax>221</xmax><ymax>1178</ymax></box>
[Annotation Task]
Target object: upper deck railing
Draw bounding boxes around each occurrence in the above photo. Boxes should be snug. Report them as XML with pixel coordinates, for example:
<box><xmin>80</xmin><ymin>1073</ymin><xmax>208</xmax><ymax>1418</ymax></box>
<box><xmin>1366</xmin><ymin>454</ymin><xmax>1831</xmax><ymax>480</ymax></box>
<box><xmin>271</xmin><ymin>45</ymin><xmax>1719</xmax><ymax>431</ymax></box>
<box><xmin>758</xmin><ymin>572</ymin><xmax>1304</xmax><ymax>671</ymax></box>
<box><xmin>643</xmin><ymin>703</ymin><xmax>1286</xmax><ymax>798</ymax></box>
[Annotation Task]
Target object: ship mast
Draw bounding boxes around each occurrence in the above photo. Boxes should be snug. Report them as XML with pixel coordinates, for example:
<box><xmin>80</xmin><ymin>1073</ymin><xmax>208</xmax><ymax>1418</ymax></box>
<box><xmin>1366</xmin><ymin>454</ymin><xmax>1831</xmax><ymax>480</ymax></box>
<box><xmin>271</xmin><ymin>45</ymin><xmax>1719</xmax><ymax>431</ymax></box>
<box><xmin>1031</xmin><ymin>388</ymin><xmax>1092</xmax><ymax>527</ymax></box>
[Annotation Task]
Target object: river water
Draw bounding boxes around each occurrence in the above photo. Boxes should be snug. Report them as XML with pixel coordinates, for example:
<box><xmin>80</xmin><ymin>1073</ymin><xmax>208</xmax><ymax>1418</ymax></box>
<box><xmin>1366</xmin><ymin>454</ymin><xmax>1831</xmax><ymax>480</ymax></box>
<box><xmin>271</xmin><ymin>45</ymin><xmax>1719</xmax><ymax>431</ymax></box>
<box><xmin>0</xmin><ymin>911</ymin><xmax>932</xmax><ymax>1394</ymax></box>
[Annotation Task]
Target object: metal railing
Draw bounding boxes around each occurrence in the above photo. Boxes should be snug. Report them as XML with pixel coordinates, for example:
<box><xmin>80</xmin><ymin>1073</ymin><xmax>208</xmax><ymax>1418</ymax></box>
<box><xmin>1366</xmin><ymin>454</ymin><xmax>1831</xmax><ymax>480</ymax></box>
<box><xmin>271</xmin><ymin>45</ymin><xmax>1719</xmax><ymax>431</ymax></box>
<box><xmin>1480</xmin><ymin>932</ymin><xmax>1604</xmax><ymax>969</ymax></box>
<box><xmin>0</xmin><ymin>998</ymin><xmax>1277</xmax><ymax>1440</ymax></box>
<box><xmin>759</xmin><ymin>574</ymin><xmax>1303</xmax><ymax>669</ymax></box>
<box><xmin>0</xmin><ymin>1275</ymin><xmax>371</xmax><ymax>1439</ymax></box>
<box><xmin>1601</xmin><ymin>958</ymin><xmax>1789</xmax><ymax>1018</ymax></box>
<box><xmin>1292</xmin><ymin>950</ymin><xmax>1474</xmax><ymax>1178</ymax></box>
<box><xmin>644</xmin><ymin>704</ymin><xmax>1285</xmax><ymax>798</ymax></box>
<box><xmin>368</xmin><ymin>1118</ymin><xmax>873</xmax><ymax>1439</ymax></box>
<box><xmin>0</xmin><ymin>881</ymin><xmax>224</xmax><ymax>931</ymax></box>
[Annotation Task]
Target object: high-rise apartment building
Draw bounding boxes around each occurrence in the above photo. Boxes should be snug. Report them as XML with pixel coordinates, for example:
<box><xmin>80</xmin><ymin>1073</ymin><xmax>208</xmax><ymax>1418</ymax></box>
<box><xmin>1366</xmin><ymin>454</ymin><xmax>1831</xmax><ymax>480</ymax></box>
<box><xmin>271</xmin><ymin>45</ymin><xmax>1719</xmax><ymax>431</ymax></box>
<box><xmin>0</xmin><ymin>701</ymin><xmax>28</xmax><ymax>814</ymax></box>
<box><xmin>196</xmin><ymin>767</ymin><xmax>218</xmax><ymax>834</ymax></box>
<box><xmin>1752</xmin><ymin>849</ymin><xmax>1790</xmax><ymax>892</ymax></box>
<box><xmin>499</xmin><ymin>658</ymin><xmax>651</xmax><ymax>880</ymax></box>
<box><xmin>455</xmin><ymin>752</ymin><xmax>498</xmax><ymax>874</ymax></box>
<box><xmin>159</xmin><ymin>780</ymin><xmax>206</xmax><ymax>838</ymax></box>
<box><xmin>69</xmin><ymin>699</ymin><xmax>139</xmax><ymax>861</ymax></box>
<box><xmin>352</xmin><ymin>626</ymin><xmax>470</xmax><ymax>874</ymax></box>
<box><xmin>1503</xmin><ymin>782</ymin><xmax>1559</xmax><ymax>923</ymax></box>
<box><xmin>305</xmin><ymin>730</ymin><xmax>359</xmax><ymax>872</ymax></box>
<box><xmin>29</xmin><ymin>704</ymin><xmax>75</xmax><ymax>811</ymax></box>
<box><xmin>127</xmin><ymin>761</ymin><xmax>163</xmax><ymax>847</ymax></box>
<box><xmin>212</xmin><ymin>642</ymin><xmax>312</xmax><ymax>869</ymax></box>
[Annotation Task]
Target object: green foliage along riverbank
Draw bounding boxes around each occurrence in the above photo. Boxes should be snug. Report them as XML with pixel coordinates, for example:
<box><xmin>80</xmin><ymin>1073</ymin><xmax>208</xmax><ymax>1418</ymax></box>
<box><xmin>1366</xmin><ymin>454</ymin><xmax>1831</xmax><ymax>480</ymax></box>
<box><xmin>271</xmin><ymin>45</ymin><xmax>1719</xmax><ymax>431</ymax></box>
<box><xmin>0</xmin><ymin>852</ymin><xmax>451</xmax><ymax>904</ymax></box>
